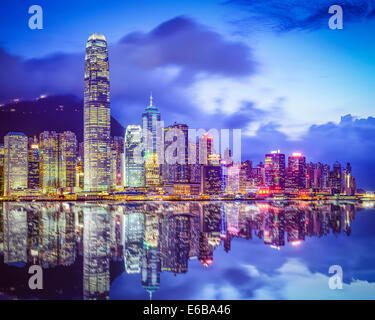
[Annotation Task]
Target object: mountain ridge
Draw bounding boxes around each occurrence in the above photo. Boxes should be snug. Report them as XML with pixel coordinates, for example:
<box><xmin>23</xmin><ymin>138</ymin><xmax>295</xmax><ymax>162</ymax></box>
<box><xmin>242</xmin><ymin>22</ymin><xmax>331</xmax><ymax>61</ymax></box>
<box><xmin>0</xmin><ymin>94</ymin><xmax>124</xmax><ymax>143</ymax></box>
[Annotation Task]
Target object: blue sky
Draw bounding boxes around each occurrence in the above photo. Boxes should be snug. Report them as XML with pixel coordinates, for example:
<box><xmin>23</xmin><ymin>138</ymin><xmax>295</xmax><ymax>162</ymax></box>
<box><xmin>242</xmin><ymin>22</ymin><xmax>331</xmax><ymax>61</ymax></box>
<box><xmin>1</xmin><ymin>0</ymin><xmax>375</xmax><ymax>188</ymax></box>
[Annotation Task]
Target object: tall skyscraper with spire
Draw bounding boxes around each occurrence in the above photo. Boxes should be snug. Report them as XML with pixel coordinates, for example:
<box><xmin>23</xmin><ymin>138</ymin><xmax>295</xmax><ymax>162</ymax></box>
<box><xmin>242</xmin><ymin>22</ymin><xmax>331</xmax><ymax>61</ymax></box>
<box><xmin>142</xmin><ymin>93</ymin><xmax>162</xmax><ymax>158</ymax></box>
<box><xmin>84</xmin><ymin>33</ymin><xmax>111</xmax><ymax>191</ymax></box>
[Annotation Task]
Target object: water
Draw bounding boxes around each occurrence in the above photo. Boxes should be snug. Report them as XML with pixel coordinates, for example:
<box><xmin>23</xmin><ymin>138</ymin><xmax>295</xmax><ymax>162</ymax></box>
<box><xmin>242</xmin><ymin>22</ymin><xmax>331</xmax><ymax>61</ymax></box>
<box><xmin>0</xmin><ymin>200</ymin><xmax>374</xmax><ymax>300</ymax></box>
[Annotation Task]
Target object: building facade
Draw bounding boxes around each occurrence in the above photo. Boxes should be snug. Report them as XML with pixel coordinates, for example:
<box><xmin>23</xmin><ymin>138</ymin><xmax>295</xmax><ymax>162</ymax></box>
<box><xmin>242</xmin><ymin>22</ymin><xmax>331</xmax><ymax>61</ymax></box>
<box><xmin>84</xmin><ymin>33</ymin><xmax>111</xmax><ymax>191</ymax></box>
<box><xmin>4</xmin><ymin>132</ymin><xmax>28</xmax><ymax>196</ymax></box>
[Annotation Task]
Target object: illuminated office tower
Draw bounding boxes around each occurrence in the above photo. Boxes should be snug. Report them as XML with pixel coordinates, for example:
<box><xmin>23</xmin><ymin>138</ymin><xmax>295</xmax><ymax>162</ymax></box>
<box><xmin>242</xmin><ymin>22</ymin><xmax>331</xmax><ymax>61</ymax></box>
<box><xmin>4</xmin><ymin>132</ymin><xmax>28</xmax><ymax>196</ymax></box>
<box><xmin>199</xmin><ymin>133</ymin><xmax>213</xmax><ymax>165</ymax></box>
<box><xmin>265</xmin><ymin>150</ymin><xmax>286</xmax><ymax>191</ymax></box>
<box><xmin>142</xmin><ymin>94</ymin><xmax>162</xmax><ymax>159</ymax></box>
<box><xmin>343</xmin><ymin>163</ymin><xmax>356</xmax><ymax>195</ymax></box>
<box><xmin>39</xmin><ymin>131</ymin><xmax>59</xmax><ymax>192</ymax></box>
<box><xmin>201</xmin><ymin>163</ymin><xmax>222</xmax><ymax>195</ymax></box>
<box><xmin>239</xmin><ymin>160</ymin><xmax>252</xmax><ymax>192</ymax></box>
<box><xmin>145</xmin><ymin>153</ymin><xmax>161</xmax><ymax>187</ymax></box>
<box><xmin>286</xmin><ymin>152</ymin><xmax>306</xmax><ymax>190</ymax></box>
<box><xmin>313</xmin><ymin>163</ymin><xmax>323</xmax><ymax>189</ymax></box>
<box><xmin>83</xmin><ymin>206</ymin><xmax>110</xmax><ymax>300</ymax></box>
<box><xmin>109</xmin><ymin>149</ymin><xmax>117</xmax><ymax>188</ymax></box>
<box><xmin>252</xmin><ymin>162</ymin><xmax>265</xmax><ymax>187</ymax></box>
<box><xmin>330</xmin><ymin>161</ymin><xmax>342</xmax><ymax>193</ymax></box>
<box><xmin>124</xmin><ymin>125</ymin><xmax>144</xmax><ymax>187</ymax></box>
<box><xmin>188</xmin><ymin>140</ymin><xmax>201</xmax><ymax>184</ymax></box>
<box><xmin>112</xmin><ymin>136</ymin><xmax>124</xmax><ymax>186</ymax></box>
<box><xmin>84</xmin><ymin>33</ymin><xmax>111</xmax><ymax>191</ymax></box>
<box><xmin>28</xmin><ymin>137</ymin><xmax>40</xmax><ymax>189</ymax></box>
<box><xmin>305</xmin><ymin>162</ymin><xmax>315</xmax><ymax>188</ymax></box>
<box><xmin>76</xmin><ymin>157</ymin><xmax>84</xmax><ymax>189</ymax></box>
<box><xmin>322</xmin><ymin>164</ymin><xmax>331</xmax><ymax>189</ymax></box>
<box><xmin>124</xmin><ymin>212</ymin><xmax>144</xmax><ymax>274</ymax></box>
<box><xmin>226</xmin><ymin>163</ymin><xmax>240</xmax><ymax>194</ymax></box>
<box><xmin>163</xmin><ymin>123</ymin><xmax>189</xmax><ymax>183</ymax></box>
<box><xmin>0</xmin><ymin>144</ymin><xmax>4</xmax><ymax>196</ymax></box>
<box><xmin>59</xmin><ymin>131</ymin><xmax>77</xmax><ymax>189</ymax></box>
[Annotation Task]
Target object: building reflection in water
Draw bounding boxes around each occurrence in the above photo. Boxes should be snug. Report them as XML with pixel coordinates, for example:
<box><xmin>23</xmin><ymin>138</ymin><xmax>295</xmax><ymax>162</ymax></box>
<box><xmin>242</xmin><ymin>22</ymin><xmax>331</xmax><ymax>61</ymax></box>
<box><xmin>0</xmin><ymin>200</ymin><xmax>372</xmax><ymax>299</ymax></box>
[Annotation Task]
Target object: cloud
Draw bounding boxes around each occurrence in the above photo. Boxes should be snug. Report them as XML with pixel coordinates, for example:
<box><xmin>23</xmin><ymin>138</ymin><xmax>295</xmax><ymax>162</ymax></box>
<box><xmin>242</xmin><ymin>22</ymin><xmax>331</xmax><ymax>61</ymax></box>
<box><xmin>196</xmin><ymin>259</ymin><xmax>375</xmax><ymax>299</ymax></box>
<box><xmin>240</xmin><ymin>114</ymin><xmax>375</xmax><ymax>189</ymax></box>
<box><xmin>226</xmin><ymin>0</ymin><xmax>375</xmax><ymax>32</ymax></box>
<box><xmin>0</xmin><ymin>16</ymin><xmax>257</xmax><ymax>129</ymax></box>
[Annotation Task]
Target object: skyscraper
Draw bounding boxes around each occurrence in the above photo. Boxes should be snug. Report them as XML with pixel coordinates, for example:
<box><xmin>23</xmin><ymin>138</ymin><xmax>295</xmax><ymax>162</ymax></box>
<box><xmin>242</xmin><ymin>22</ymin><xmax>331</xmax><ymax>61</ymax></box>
<box><xmin>124</xmin><ymin>125</ymin><xmax>144</xmax><ymax>187</ymax></box>
<box><xmin>286</xmin><ymin>152</ymin><xmax>306</xmax><ymax>190</ymax></box>
<box><xmin>39</xmin><ymin>131</ymin><xmax>77</xmax><ymax>192</ymax></box>
<box><xmin>142</xmin><ymin>94</ymin><xmax>162</xmax><ymax>159</ymax></box>
<box><xmin>265</xmin><ymin>150</ymin><xmax>286</xmax><ymax>191</ymax></box>
<box><xmin>4</xmin><ymin>133</ymin><xmax>28</xmax><ymax>196</ymax></box>
<box><xmin>84</xmin><ymin>33</ymin><xmax>111</xmax><ymax>191</ymax></box>
<box><xmin>201</xmin><ymin>164</ymin><xmax>222</xmax><ymax>195</ymax></box>
<box><xmin>343</xmin><ymin>162</ymin><xmax>356</xmax><ymax>195</ymax></box>
<box><xmin>331</xmin><ymin>161</ymin><xmax>342</xmax><ymax>193</ymax></box>
<box><xmin>112</xmin><ymin>136</ymin><xmax>124</xmax><ymax>187</ymax></box>
<box><xmin>163</xmin><ymin>122</ymin><xmax>189</xmax><ymax>183</ymax></box>
<box><xmin>145</xmin><ymin>153</ymin><xmax>161</xmax><ymax>187</ymax></box>
<box><xmin>0</xmin><ymin>144</ymin><xmax>4</xmax><ymax>196</ymax></box>
<box><xmin>39</xmin><ymin>131</ymin><xmax>59</xmax><ymax>192</ymax></box>
<box><xmin>199</xmin><ymin>133</ymin><xmax>213</xmax><ymax>165</ymax></box>
<box><xmin>60</xmin><ymin>131</ymin><xmax>77</xmax><ymax>189</ymax></box>
<box><xmin>27</xmin><ymin>137</ymin><xmax>40</xmax><ymax>189</ymax></box>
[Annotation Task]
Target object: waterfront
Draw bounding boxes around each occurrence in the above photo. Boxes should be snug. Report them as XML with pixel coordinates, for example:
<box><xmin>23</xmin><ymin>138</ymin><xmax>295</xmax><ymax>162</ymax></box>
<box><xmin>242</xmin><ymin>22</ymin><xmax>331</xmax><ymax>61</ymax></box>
<box><xmin>0</xmin><ymin>201</ymin><xmax>374</xmax><ymax>300</ymax></box>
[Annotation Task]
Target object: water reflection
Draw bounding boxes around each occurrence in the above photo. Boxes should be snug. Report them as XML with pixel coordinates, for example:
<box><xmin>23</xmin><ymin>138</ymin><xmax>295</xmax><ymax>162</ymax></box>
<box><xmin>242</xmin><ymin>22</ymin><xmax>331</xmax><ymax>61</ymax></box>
<box><xmin>0</xmin><ymin>201</ymin><xmax>373</xmax><ymax>300</ymax></box>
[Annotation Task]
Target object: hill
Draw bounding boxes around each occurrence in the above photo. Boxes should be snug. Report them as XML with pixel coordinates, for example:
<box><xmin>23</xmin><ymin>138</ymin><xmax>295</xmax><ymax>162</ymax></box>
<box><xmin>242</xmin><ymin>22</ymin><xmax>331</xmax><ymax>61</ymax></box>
<box><xmin>0</xmin><ymin>95</ymin><xmax>124</xmax><ymax>143</ymax></box>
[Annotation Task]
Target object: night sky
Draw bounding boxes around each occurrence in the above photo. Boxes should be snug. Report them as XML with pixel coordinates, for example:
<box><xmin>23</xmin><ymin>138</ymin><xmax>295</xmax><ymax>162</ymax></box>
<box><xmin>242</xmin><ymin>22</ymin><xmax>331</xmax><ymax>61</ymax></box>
<box><xmin>1</xmin><ymin>0</ymin><xmax>375</xmax><ymax>189</ymax></box>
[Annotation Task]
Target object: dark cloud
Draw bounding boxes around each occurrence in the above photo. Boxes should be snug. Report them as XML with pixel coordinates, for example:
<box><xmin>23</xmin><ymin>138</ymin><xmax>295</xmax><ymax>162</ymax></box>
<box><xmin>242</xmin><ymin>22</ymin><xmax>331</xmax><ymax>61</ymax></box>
<box><xmin>242</xmin><ymin>114</ymin><xmax>375</xmax><ymax>189</ymax></box>
<box><xmin>0</xmin><ymin>16</ymin><xmax>256</xmax><ymax>129</ymax></box>
<box><xmin>226</xmin><ymin>0</ymin><xmax>375</xmax><ymax>32</ymax></box>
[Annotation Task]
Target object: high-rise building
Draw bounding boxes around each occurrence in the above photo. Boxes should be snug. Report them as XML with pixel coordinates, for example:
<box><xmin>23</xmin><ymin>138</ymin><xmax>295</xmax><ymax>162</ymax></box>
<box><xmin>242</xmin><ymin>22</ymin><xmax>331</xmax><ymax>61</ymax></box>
<box><xmin>76</xmin><ymin>156</ymin><xmax>84</xmax><ymax>189</ymax></box>
<box><xmin>60</xmin><ymin>131</ymin><xmax>77</xmax><ymax>189</ymax></box>
<box><xmin>286</xmin><ymin>152</ymin><xmax>306</xmax><ymax>190</ymax></box>
<box><xmin>322</xmin><ymin>164</ymin><xmax>331</xmax><ymax>189</ymax></box>
<box><xmin>343</xmin><ymin>162</ymin><xmax>356</xmax><ymax>195</ymax></box>
<box><xmin>39</xmin><ymin>131</ymin><xmax>77</xmax><ymax>192</ymax></box>
<box><xmin>39</xmin><ymin>131</ymin><xmax>59</xmax><ymax>192</ymax></box>
<box><xmin>199</xmin><ymin>133</ymin><xmax>213</xmax><ymax>165</ymax></box>
<box><xmin>4</xmin><ymin>132</ymin><xmax>28</xmax><ymax>196</ymax></box>
<box><xmin>331</xmin><ymin>161</ymin><xmax>342</xmax><ymax>193</ymax></box>
<box><xmin>124</xmin><ymin>125</ymin><xmax>144</xmax><ymax>187</ymax></box>
<box><xmin>265</xmin><ymin>150</ymin><xmax>286</xmax><ymax>191</ymax></box>
<box><xmin>201</xmin><ymin>164</ymin><xmax>222</xmax><ymax>195</ymax></box>
<box><xmin>28</xmin><ymin>136</ymin><xmax>40</xmax><ymax>189</ymax></box>
<box><xmin>145</xmin><ymin>153</ymin><xmax>161</xmax><ymax>187</ymax></box>
<box><xmin>305</xmin><ymin>162</ymin><xmax>315</xmax><ymax>189</ymax></box>
<box><xmin>0</xmin><ymin>144</ymin><xmax>4</xmax><ymax>196</ymax></box>
<box><xmin>252</xmin><ymin>162</ymin><xmax>265</xmax><ymax>187</ymax></box>
<box><xmin>84</xmin><ymin>33</ymin><xmax>111</xmax><ymax>191</ymax></box>
<box><xmin>239</xmin><ymin>160</ymin><xmax>252</xmax><ymax>193</ymax></box>
<box><xmin>163</xmin><ymin>123</ymin><xmax>189</xmax><ymax>183</ymax></box>
<box><xmin>112</xmin><ymin>136</ymin><xmax>124</xmax><ymax>186</ymax></box>
<box><xmin>142</xmin><ymin>94</ymin><xmax>162</xmax><ymax>159</ymax></box>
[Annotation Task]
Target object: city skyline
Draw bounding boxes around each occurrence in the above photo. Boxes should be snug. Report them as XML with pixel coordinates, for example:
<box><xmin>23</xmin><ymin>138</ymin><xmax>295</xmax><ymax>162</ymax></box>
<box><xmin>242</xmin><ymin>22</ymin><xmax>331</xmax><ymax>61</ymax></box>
<box><xmin>1</xmin><ymin>1</ymin><xmax>375</xmax><ymax>304</ymax></box>
<box><xmin>1</xmin><ymin>1</ymin><xmax>375</xmax><ymax>190</ymax></box>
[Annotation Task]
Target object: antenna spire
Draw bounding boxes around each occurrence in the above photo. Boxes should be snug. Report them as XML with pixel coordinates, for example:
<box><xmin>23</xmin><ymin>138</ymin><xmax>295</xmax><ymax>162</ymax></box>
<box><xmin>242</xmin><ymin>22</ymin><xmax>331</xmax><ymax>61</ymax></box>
<box><xmin>149</xmin><ymin>92</ymin><xmax>153</xmax><ymax>107</ymax></box>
